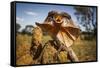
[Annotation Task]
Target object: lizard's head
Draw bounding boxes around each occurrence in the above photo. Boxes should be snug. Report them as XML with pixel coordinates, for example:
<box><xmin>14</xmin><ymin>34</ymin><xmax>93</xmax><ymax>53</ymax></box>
<box><xmin>45</xmin><ymin>11</ymin><xmax>71</xmax><ymax>25</ymax></box>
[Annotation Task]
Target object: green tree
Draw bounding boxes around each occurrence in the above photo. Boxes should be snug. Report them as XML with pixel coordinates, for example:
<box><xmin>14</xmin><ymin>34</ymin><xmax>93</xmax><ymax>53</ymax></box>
<box><xmin>74</xmin><ymin>6</ymin><xmax>96</xmax><ymax>33</ymax></box>
<box><xmin>21</xmin><ymin>25</ymin><xmax>34</xmax><ymax>35</ymax></box>
<box><xmin>16</xmin><ymin>23</ymin><xmax>21</xmax><ymax>32</ymax></box>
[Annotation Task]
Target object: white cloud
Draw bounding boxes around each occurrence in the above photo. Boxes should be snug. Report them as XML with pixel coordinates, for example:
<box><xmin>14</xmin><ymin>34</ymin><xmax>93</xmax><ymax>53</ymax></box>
<box><xmin>16</xmin><ymin>17</ymin><xmax>24</xmax><ymax>23</ymax></box>
<box><xmin>25</xmin><ymin>11</ymin><xmax>37</xmax><ymax>16</ymax></box>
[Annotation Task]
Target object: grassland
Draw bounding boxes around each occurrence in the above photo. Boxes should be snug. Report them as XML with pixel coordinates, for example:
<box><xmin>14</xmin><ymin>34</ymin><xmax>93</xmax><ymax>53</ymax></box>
<box><xmin>16</xmin><ymin>34</ymin><xmax>97</xmax><ymax>65</ymax></box>
<box><xmin>72</xmin><ymin>37</ymin><xmax>97</xmax><ymax>61</ymax></box>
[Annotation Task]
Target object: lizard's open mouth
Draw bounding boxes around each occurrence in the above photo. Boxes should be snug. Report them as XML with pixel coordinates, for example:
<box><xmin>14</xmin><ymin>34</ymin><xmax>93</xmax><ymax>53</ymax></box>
<box><xmin>56</xmin><ymin>18</ymin><xmax>61</xmax><ymax>22</ymax></box>
<box><xmin>55</xmin><ymin>15</ymin><xmax>62</xmax><ymax>23</ymax></box>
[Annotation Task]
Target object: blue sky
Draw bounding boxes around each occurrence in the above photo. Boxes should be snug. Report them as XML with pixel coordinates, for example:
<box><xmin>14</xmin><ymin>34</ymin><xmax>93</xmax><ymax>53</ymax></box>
<box><xmin>16</xmin><ymin>3</ymin><xmax>96</xmax><ymax>31</ymax></box>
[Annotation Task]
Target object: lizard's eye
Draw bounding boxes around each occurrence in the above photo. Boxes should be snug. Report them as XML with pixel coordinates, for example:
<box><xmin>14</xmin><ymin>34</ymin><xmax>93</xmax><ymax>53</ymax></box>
<box><xmin>51</xmin><ymin>16</ymin><xmax>54</xmax><ymax>19</ymax></box>
<box><xmin>48</xmin><ymin>16</ymin><xmax>53</xmax><ymax>21</ymax></box>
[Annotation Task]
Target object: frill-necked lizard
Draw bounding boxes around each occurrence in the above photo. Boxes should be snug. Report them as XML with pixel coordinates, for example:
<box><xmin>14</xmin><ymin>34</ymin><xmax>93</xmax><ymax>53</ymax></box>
<box><xmin>36</xmin><ymin>11</ymin><xmax>80</xmax><ymax>62</ymax></box>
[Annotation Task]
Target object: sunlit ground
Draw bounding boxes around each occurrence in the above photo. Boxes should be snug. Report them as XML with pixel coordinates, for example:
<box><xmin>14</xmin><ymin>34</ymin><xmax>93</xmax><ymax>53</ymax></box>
<box><xmin>16</xmin><ymin>34</ymin><xmax>97</xmax><ymax>65</ymax></box>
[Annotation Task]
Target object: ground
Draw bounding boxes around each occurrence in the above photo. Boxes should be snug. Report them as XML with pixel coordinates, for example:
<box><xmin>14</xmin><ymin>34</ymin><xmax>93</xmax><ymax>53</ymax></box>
<box><xmin>16</xmin><ymin>34</ymin><xmax>97</xmax><ymax>65</ymax></box>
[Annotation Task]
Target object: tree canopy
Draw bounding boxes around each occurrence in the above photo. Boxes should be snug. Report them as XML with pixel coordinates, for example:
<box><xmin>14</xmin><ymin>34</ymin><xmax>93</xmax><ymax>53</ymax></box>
<box><xmin>16</xmin><ymin>23</ymin><xmax>21</xmax><ymax>32</ymax></box>
<box><xmin>74</xmin><ymin>6</ymin><xmax>96</xmax><ymax>33</ymax></box>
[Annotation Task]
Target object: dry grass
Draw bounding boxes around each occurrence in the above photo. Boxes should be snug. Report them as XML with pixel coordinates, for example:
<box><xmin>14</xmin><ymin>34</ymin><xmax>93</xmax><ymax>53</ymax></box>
<box><xmin>16</xmin><ymin>34</ymin><xmax>32</xmax><ymax>65</ymax></box>
<box><xmin>72</xmin><ymin>37</ymin><xmax>97</xmax><ymax>61</ymax></box>
<box><xmin>16</xmin><ymin>33</ymin><xmax>97</xmax><ymax>65</ymax></box>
